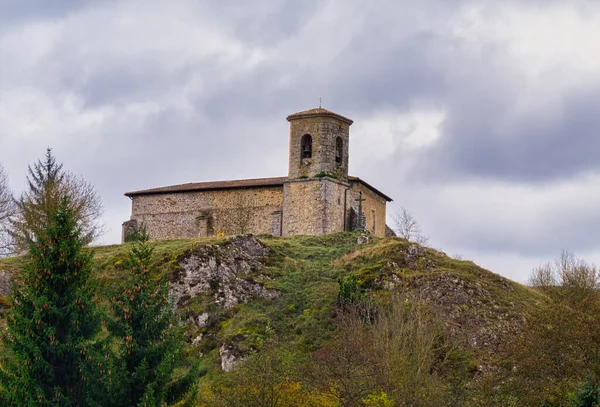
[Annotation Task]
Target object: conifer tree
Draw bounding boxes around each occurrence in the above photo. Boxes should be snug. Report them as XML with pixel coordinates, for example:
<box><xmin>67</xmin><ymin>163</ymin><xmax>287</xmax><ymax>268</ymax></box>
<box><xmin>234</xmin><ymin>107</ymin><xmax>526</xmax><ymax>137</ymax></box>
<box><xmin>0</xmin><ymin>198</ymin><xmax>112</xmax><ymax>406</ymax></box>
<box><xmin>110</xmin><ymin>228</ymin><xmax>197</xmax><ymax>406</ymax></box>
<box><xmin>572</xmin><ymin>378</ymin><xmax>600</xmax><ymax>407</ymax></box>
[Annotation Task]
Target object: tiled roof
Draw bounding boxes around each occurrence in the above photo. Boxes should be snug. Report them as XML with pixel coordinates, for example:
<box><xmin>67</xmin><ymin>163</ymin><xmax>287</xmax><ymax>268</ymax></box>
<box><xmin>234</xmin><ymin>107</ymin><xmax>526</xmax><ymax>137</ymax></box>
<box><xmin>125</xmin><ymin>177</ymin><xmax>287</xmax><ymax>197</ymax></box>
<box><xmin>125</xmin><ymin>175</ymin><xmax>392</xmax><ymax>202</ymax></box>
<box><xmin>286</xmin><ymin>107</ymin><xmax>353</xmax><ymax>124</ymax></box>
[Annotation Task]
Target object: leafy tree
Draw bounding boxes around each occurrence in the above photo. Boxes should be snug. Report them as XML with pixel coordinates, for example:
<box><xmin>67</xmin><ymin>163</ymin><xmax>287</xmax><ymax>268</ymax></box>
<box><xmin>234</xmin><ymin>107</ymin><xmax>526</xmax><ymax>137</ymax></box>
<box><xmin>493</xmin><ymin>252</ymin><xmax>600</xmax><ymax>406</ymax></box>
<box><xmin>337</xmin><ymin>273</ymin><xmax>362</xmax><ymax>308</ymax></box>
<box><xmin>202</xmin><ymin>345</ymin><xmax>328</xmax><ymax>407</ymax></box>
<box><xmin>0</xmin><ymin>198</ymin><xmax>112</xmax><ymax>406</ymax></box>
<box><xmin>10</xmin><ymin>148</ymin><xmax>103</xmax><ymax>253</ymax></box>
<box><xmin>109</xmin><ymin>228</ymin><xmax>197</xmax><ymax>406</ymax></box>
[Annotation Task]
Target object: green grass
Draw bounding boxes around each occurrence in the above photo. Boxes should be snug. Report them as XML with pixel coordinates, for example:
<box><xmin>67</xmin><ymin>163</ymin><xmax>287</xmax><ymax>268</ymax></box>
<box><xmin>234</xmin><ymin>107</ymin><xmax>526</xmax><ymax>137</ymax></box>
<box><xmin>0</xmin><ymin>232</ymin><xmax>544</xmax><ymax>385</ymax></box>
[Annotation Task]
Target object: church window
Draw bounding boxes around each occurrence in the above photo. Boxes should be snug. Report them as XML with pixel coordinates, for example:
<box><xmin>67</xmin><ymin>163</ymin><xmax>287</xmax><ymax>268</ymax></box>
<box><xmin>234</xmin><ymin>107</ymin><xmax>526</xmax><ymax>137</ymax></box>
<box><xmin>301</xmin><ymin>134</ymin><xmax>312</xmax><ymax>159</ymax></box>
<box><xmin>335</xmin><ymin>137</ymin><xmax>343</xmax><ymax>164</ymax></box>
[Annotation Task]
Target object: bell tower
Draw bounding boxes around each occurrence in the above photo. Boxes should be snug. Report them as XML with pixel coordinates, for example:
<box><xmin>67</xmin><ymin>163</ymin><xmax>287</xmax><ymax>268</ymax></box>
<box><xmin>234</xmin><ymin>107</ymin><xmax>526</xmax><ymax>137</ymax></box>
<box><xmin>286</xmin><ymin>108</ymin><xmax>353</xmax><ymax>181</ymax></box>
<box><xmin>282</xmin><ymin>107</ymin><xmax>354</xmax><ymax>236</ymax></box>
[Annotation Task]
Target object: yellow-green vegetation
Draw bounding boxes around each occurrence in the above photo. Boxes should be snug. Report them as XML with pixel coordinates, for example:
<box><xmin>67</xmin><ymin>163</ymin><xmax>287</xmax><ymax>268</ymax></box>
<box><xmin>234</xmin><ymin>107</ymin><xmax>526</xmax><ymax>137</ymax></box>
<box><xmin>2</xmin><ymin>233</ymin><xmax>598</xmax><ymax>406</ymax></box>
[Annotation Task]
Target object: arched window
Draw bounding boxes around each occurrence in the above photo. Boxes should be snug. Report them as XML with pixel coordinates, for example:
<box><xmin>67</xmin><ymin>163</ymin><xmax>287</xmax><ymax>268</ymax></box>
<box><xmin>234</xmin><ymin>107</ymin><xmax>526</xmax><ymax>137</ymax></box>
<box><xmin>301</xmin><ymin>134</ymin><xmax>312</xmax><ymax>159</ymax></box>
<box><xmin>335</xmin><ymin>137</ymin><xmax>343</xmax><ymax>164</ymax></box>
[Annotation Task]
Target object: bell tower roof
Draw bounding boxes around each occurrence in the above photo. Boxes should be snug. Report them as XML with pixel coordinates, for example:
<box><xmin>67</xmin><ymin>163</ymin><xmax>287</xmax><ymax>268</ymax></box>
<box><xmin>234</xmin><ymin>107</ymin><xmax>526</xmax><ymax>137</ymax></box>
<box><xmin>286</xmin><ymin>107</ymin><xmax>353</xmax><ymax>125</ymax></box>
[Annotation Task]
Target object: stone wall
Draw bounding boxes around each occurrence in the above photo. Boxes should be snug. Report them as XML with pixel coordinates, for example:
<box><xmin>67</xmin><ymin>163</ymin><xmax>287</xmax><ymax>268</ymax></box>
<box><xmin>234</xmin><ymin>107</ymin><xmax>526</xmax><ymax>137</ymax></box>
<box><xmin>125</xmin><ymin>187</ymin><xmax>284</xmax><ymax>241</ymax></box>
<box><xmin>346</xmin><ymin>182</ymin><xmax>388</xmax><ymax>238</ymax></box>
<box><xmin>281</xmin><ymin>178</ymin><xmax>347</xmax><ymax>236</ymax></box>
<box><xmin>287</xmin><ymin>117</ymin><xmax>350</xmax><ymax>181</ymax></box>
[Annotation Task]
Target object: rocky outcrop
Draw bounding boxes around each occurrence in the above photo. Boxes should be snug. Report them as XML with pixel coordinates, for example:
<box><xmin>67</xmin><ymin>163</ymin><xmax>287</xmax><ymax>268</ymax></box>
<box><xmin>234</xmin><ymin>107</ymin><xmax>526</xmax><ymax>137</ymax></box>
<box><xmin>168</xmin><ymin>235</ymin><xmax>280</xmax><ymax>370</ymax></box>
<box><xmin>356</xmin><ymin>233</ymin><xmax>370</xmax><ymax>245</ymax></box>
<box><xmin>170</xmin><ymin>235</ymin><xmax>278</xmax><ymax>309</ymax></box>
<box><xmin>370</xmin><ymin>243</ymin><xmax>525</xmax><ymax>371</ymax></box>
<box><xmin>219</xmin><ymin>342</ymin><xmax>244</xmax><ymax>372</ymax></box>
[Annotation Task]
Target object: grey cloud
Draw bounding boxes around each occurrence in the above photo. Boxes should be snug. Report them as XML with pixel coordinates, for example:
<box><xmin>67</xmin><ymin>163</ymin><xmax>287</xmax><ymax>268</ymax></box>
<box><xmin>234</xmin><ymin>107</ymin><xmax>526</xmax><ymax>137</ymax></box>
<box><xmin>2</xmin><ymin>0</ymin><xmax>600</xmax><ymax>281</ymax></box>
<box><xmin>0</xmin><ymin>0</ymin><xmax>86</xmax><ymax>29</ymax></box>
<box><xmin>421</xmin><ymin>71</ymin><xmax>600</xmax><ymax>183</ymax></box>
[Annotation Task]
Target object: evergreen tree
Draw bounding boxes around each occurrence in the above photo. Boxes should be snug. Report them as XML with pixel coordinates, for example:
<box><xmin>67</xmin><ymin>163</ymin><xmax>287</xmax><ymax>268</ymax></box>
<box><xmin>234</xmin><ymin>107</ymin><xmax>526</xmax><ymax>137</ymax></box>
<box><xmin>110</xmin><ymin>228</ymin><xmax>197</xmax><ymax>406</ymax></box>
<box><xmin>0</xmin><ymin>198</ymin><xmax>112</xmax><ymax>406</ymax></box>
<box><xmin>572</xmin><ymin>379</ymin><xmax>600</xmax><ymax>407</ymax></box>
<box><xmin>11</xmin><ymin>148</ymin><xmax>103</xmax><ymax>252</ymax></box>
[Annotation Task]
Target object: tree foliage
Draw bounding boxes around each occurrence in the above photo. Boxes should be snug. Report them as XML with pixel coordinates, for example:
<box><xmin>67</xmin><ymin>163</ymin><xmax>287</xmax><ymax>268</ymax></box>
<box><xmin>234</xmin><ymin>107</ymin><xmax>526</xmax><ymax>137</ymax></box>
<box><xmin>0</xmin><ymin>198</ymin><xmax>112</xmax><ymax>406</ymax></box>
<box><xmin>307</xmin><ymin>294</ymin><xmax>470</xmax><ymax>407</ymax></box>
<box><xmin>201</xmin><ymin>345</ymin><xmax>334</xmax><ymax>407</ymax></box>
<box><xmin>10</xmin><ymin>149</ymin><xmax>103</xmax><ymax>253</ymax></box>
<box><xmin>572</xmin><ymin>378</ymin><xmax>600</xmax><ymax>407</ymax></box>
<box><xmin>109</xmin><ymin>228</ymin><xmax>197</xmax><ymax>406</ymax></box>
<box><xmin>490</xmin><ymin>251</ymin><xmax>600</xmax><ymax>406</ymax></box>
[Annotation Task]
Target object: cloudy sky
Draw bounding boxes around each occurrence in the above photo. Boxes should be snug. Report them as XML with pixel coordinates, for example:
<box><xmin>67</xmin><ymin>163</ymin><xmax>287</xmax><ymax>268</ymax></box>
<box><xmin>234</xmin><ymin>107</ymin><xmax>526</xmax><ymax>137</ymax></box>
<box><xmin>1</xmin><ymin>0</ymin><xmax>599</xmax><ymax>282</ymax></box>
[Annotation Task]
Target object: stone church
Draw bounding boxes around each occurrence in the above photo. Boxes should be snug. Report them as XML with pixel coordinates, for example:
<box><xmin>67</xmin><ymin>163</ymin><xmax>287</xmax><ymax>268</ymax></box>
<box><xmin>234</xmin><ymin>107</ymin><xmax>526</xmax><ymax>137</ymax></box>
<box><xmin>122</xmin><ymin>107</ymin><xmax>393</xmax><ymax>241</ymax></box>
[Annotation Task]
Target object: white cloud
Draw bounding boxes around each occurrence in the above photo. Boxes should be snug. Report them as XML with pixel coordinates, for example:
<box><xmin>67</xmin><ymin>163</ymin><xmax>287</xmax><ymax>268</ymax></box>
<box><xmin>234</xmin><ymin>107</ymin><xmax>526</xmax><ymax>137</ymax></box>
<box><xmin>1</xmin><ymin>0</ymin><xmax>600</xmax><ymax>285</ymax></box>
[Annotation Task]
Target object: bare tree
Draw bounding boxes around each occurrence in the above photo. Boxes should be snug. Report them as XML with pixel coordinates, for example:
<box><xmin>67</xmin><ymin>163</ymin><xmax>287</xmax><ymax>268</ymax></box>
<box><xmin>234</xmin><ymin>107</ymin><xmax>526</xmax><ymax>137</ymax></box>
<box><xmin>529</xmin><ymin>250</ymin><xmax>599</xmax><ymax>300</ymax></box>
<box><xmin>0</xmin><ymin>164</ymin><xmax>16</xmax><ymax>256</ymax></box>
<box><xmin>10</xmin><ymin>149</ymin><xmax>104</xmax><ymax>253</ymax></box>
<box><xmin>227</xmin><ymin>190</ymin><xmax>253</xmax><ymax>235</ymax></box>
<box><xmin>392</xmin><ymin>207</ymin><xmax>430</xmax><ymax>246</ymax></box>
<box><xmin>307</xmin><ymin>294</ymin><xmax>456</xmax><ymax>407</ymax></box>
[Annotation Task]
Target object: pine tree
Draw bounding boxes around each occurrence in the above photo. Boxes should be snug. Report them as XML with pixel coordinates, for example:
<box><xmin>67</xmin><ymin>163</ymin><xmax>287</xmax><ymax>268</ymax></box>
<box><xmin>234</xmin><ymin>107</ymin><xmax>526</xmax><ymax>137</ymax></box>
<box><xmin>572</xmin><ymin>379</ymin><xmax>600</xmax><ymax>407</ymax></box>
<box><xmin>110</xmin><ymin>229</ymin><xmax>197</xmax><ymax>406</ymax></box>
<box><xmin>11</xmin><ymin>148</ymin><xmax>103</xmax><ymax>253</ymax></box>
<box><xmin>0</xmin><ymin>198</ymin><xmax>112</xmax><ymax>406</ymax></box>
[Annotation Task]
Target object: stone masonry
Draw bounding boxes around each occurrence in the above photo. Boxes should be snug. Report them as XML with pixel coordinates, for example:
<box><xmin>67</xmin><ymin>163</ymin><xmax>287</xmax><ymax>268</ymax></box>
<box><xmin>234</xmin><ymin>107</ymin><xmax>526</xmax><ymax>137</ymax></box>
<box><xmin>123</xmin><ymin>108</ymin><xmax>393</xmax><ymax>241</ymax></box>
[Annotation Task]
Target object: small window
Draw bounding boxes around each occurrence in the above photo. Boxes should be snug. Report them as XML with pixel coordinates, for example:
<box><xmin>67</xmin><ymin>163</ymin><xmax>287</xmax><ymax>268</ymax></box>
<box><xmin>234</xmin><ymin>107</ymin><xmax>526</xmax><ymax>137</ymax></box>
<box><xmin>372</xmin><ymin>211</ymin><xmax>376</xmax><ymax>231</ymax></box>
<box><xmin>335</xmin><ymin>137</ymin><xmax>343</xmax><ymax>164</ymax></box>
<box><xmin>301</xmin><ymin>134</ymin><xmax>312</xmax><ymax>159</ymax></box>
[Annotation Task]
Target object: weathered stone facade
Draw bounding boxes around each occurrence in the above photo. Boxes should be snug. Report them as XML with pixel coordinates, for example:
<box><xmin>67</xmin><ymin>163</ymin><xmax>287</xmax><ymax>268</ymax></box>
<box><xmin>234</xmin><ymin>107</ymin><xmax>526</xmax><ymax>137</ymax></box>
<box><xmin>281</xmin><ymin>178</ymin><xmax>347</xmax><ymax>236</ymax></box>
<box><xmin>129</xmin><ymin>187</ymin><xmax>283</xmax><ymax>239</ymax></box>
<box><xmin>123</xmin><ymin>108</ymin><xmax>392</xmax><ymax>240</ymax></box>
<box><xmin>287</xmin><ymin>114</ymin><xmax>350</xmax><ymax>181</ymax></box>
<box><xmin>347</xmin><ymin>182</ymin><xmax>388</xmax><ymax>238</ymax></box>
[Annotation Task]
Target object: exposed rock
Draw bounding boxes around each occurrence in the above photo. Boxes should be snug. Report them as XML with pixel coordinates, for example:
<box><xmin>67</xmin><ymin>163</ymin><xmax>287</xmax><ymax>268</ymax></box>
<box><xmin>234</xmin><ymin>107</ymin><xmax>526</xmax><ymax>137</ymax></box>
<box><xmin>403</xmin><ymin>244</ymin><xmax>434</xmax><ymax>271</ymax></box>
<box><xmin>357</xmin><ymin>233</ymin><xmax>370</xmax><ymax>245</ymax></box>
<box><xmin>193</xmin><ymin>313</ymin><xmax>209</xmax><ymax>329</ymax></box>
<box><xmin>404</xmin><ymin>273</ymin><xmax>524</xmax><ymax>356</ymax></box>
<box><xmin>191</xmin><ymin>334</ymin><xmax>203</xmax><ymax>348</ymax></box>
<box><xmin>170</xmin><ymin>235</ymin><xmax>278</xmax><ymax>309</ymax></box>
<box><xmin>220</xmin><ymin>342</ymin><xmax>244</xmax><ymax>372</ymax></box>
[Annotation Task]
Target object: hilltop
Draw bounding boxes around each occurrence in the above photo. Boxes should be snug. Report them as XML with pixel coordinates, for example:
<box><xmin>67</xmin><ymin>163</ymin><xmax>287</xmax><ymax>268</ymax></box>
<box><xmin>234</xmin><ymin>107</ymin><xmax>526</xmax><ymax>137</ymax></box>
<box><xmin>0</xmin><ymin>233</ymin><xmax>552</xmax><ymax>405</ymax></box>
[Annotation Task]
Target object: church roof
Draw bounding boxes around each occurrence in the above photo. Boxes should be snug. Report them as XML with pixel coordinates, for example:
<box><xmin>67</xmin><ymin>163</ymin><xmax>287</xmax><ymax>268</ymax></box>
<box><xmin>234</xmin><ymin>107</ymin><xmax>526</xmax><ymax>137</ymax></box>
<box><xmin>348</xmin><ymin>176</ymin><xmax>393</xmax><ymax>202</ymax></box>
<box><xmin>125</xmin><ymin>177</ymin><xmax>288</xmax><ymax>197</ymax></box>
<box><xmin>125</xmin><ymin>175</ymin><xmax>392</xmax><ymax>202</ymax></box>
<box><xmin>286</xmin><ymin>107</ymin><xmax>353</xmax><ymax>125</ymax></box>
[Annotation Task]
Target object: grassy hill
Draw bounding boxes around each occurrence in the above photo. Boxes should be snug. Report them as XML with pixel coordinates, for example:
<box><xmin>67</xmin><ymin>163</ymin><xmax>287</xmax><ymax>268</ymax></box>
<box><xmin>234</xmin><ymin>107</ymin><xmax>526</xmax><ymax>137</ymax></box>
<box><xmin>1</xmin><ymin>232</ymin><xmax>578</xmax><ymax>406</ymax></box>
